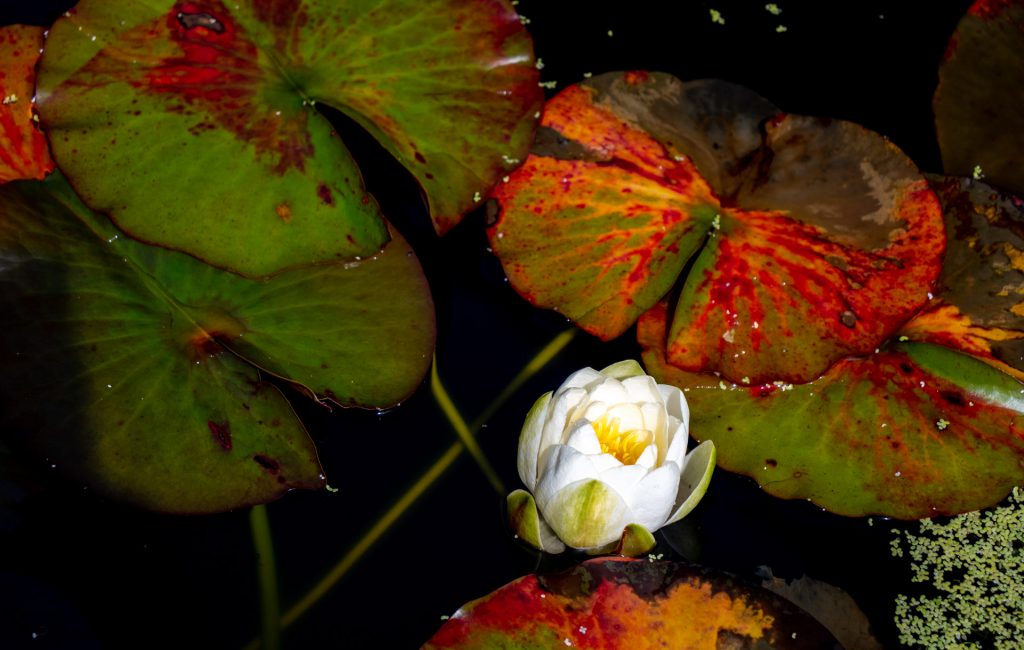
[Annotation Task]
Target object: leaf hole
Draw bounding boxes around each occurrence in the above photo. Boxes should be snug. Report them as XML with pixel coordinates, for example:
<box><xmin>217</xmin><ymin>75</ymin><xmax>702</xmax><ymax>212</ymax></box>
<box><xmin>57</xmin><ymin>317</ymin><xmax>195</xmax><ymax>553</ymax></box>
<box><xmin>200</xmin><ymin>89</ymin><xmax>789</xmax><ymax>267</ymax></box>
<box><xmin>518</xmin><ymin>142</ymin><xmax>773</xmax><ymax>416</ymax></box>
<box><xmin>176</xmin><ymin>11</ymin><xmax>225</xmax><ymax>33</ymax></box>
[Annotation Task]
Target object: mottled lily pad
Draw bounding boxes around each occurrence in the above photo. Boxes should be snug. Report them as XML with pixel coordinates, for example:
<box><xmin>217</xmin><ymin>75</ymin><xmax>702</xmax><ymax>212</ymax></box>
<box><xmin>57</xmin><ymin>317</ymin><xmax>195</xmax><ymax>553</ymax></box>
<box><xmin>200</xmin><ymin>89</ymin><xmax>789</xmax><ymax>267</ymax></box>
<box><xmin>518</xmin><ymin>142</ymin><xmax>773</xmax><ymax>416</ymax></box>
<box><xmin>37</xmin><ymin>0</ymin><xmax>540</xmax><ymax>276</ymax></box>
<box><xmin>935</xmin><ymin>0</ymin><xmax>1024</xmax><ymax>197</ymax></box>
<box><xmin>0</xmin><ymin>25</ymin><xmax>53</xmax><ymax>182</ymax></box>
<box><xmin>425</xmin><ymin>557</ymin><xmax>840</xmax><ymax>649</ymax></box>
<box><xmin>901</xmin><ymin>176</ymin><xmax>1024</xmax><ymax>378</ymax></box>
<box><xmin>490</xmin><ymin>72</ymin><xmax>944</xmax><ymax>384</ymax></box>
<box><xmin>639</xmin><ymin>178</ymin><xmax>1024</xmax><ymax>518</ymax></box>
<box><xmin>0</xmin><ymin>173</ymin><xmax>434</xmax><ymax>512</ymax></box>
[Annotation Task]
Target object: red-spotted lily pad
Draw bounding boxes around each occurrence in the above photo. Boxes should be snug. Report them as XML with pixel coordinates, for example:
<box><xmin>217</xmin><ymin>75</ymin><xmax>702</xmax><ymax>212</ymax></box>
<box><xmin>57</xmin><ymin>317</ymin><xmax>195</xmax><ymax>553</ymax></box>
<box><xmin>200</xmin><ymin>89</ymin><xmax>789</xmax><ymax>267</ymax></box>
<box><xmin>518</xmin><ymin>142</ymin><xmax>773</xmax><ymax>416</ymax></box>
<box><xmin>489</xmin><ymin>72</ymin><xmax>945</xmax><ymax>385</ymax></box>
<box><xmin>0</xmin><ymin>26</ymin><xmax>53</xmax><ymax>182</ymax></box>
<box><xmin>424</xmin><ymin>557</ymin><xmax>840</xmax><ymax>649</ymax></box>
<box><xmin>935</xmin><ymin>0</ymin><xmax>1024</xmax><ymax>196</ymax></box>
<box><xmin>640</xmin><ymin>178</ymin><xmax>1024</xmax><ymax>518</ymax></box>
<box><xmin>0</xmin><ymin>173</ymin><xmax>434</xmax><ymax>513</ymax></box>
<box><xmin>37</xmin><ymin>0</ymin><xmax>540</xmax><ymax>276</ymax></box>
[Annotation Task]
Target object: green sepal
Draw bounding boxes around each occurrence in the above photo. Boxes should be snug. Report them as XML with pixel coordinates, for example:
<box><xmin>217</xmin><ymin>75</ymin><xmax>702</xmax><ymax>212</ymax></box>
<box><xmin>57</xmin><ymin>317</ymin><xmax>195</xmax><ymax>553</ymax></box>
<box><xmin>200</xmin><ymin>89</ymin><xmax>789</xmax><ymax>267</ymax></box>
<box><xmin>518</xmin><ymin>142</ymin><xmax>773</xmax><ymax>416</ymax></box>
<box><xmin>616</xmin><ymin>523</ymin><xmax>657</xmax><ymax>557</ymax></box>
<box><xmin>507</xmin><ymin>489</ymin><xmax>565</xmax><ymax>554</ymax></box>
<box><xmin>667</xmin><ymin>440</ymin><xmax>716</xmax><ymax>525</ymax></box>
<box><xmin>599</xmin><ymin>360</ymin><xmax>646</xmax><ymax>381</ymax></box>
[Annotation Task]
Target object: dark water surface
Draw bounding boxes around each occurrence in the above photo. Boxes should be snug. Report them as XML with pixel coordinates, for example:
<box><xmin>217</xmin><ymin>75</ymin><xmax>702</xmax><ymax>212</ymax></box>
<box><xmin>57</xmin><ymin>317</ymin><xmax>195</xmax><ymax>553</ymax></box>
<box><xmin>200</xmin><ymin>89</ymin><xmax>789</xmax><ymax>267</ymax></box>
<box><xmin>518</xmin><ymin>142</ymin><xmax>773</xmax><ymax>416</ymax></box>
<box><xmin>0</xmin><ymin>1</ymin><xmax>976</xmax><ymax>648</ymax></box>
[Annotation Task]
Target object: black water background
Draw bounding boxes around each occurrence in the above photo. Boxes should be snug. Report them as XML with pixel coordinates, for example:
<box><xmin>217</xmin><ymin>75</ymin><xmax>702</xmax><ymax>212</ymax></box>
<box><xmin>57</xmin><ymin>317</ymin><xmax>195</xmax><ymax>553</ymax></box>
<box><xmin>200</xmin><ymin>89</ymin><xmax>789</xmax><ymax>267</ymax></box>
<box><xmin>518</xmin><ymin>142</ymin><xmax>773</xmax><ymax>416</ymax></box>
<box><xmin>0</xmin><ymin>1</ymin><xmax>975</xmax><ymax>648</ymax></box>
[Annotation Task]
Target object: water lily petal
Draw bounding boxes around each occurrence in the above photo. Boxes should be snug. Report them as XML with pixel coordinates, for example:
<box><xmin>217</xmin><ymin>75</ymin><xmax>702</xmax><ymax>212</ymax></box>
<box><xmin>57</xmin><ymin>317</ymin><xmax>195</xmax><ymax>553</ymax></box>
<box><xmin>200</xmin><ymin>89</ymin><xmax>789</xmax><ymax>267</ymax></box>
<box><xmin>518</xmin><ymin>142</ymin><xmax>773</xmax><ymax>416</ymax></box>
<box><xmin>640</xmin><ymin>401</ymin><xmax>668</xmax><ymax>461</ymax></box>
<box><xmin>535</xmin><ymin>444</ymin><xmax>600</xmax><ymax>513</ymax></box>
<box><xmin>658</xmin><ymin>383</ymin><xmax>689</xmax><ymax>423</ymax></box>
<box><xmin>543</xmin><ymin>478</ymin><xmax>632</xmax><ymax>549</ymax></box>
<box><xmin>535</xmin><ymin>510</ymin><xmax>566</xmax><ymax>554</ymax></box>
<box><xmin>537</xmin><ymin>386</ymin><xmax>585</xmax><ymax>477</ymax></box>
<box><xmin>590</xmin><ymin>452</ymin><xmax>623</xmax><ymax>472</ymax></box>
<box><xmin>622</xmin><ymin>375</ymin><xmax>662</xmax><ymax>404</ymax></box>
<box><xmin>580</xmin><ymin>400</ymin><xmax>611</xmax><ymax>423</ymax></box>
<box><xmin>586</xmin><ymin>377</ymin><xmax>631</xmax><ymax>404</ymax></box>
<box><xmin>560</xmin><ymin>366</ymin><xmax>605</xmax><ymax>391</ymax></box>
<box><xmin>635</xmin><ymin>443</ymin><xmax>658</xmax><ymax>469</ymax></box>
<box><xmin>599</xmin><ymin>359</ymin><xmax>645</xmax><ymax>380</ymax></box>
<box><xmin>666</xmin><ymin>440</ymin><xmax>716</xmax><ymax>525</ymax></box>
<box><xmin>664</xmin><ymin>417</ymin><xmax>688</xmax><ymax>467</ymax></box>
<box><xmin>517</xmin><ymin>391</ymin><xmax>553</xmax><ymax>490</ymax></box>
<box><xmin>604</xmin><ymin>402</ymin><xmax>645</xmax><ymax>433</ymax></box>
<box><xmin>565</xmin><ymin>420</ymin><xmax>602</xmax><ymax>455</ymax></box>
<box><xmin>628</xmin><ymin>461</ymin><xmax>681</xmax><ymax>531</ymax></box>
<box><xmin>597</xmin><ymin>463</ymin><xmax>648</xmax><ymax>501</ymax></box>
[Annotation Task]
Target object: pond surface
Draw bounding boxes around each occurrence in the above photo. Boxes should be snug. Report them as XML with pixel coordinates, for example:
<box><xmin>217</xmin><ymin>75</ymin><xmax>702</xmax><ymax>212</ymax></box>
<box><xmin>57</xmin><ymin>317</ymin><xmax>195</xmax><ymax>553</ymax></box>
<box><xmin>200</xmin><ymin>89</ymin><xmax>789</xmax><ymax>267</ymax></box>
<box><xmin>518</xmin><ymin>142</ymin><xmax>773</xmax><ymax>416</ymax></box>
<box><xmin>0</xmin><ymin>1</ymin><xmax>986</xmax><ymax>648</ymax></box>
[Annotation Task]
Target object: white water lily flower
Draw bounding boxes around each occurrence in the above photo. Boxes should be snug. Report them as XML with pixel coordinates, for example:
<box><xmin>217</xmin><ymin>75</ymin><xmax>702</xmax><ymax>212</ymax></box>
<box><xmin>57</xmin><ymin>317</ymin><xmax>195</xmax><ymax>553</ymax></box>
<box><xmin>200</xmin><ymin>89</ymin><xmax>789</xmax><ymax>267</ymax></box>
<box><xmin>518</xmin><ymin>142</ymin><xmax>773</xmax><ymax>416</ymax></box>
<box><xmin>507</xmin><ymin>360</ymin><xmax>715</xmax><ymax>555</ymax></box>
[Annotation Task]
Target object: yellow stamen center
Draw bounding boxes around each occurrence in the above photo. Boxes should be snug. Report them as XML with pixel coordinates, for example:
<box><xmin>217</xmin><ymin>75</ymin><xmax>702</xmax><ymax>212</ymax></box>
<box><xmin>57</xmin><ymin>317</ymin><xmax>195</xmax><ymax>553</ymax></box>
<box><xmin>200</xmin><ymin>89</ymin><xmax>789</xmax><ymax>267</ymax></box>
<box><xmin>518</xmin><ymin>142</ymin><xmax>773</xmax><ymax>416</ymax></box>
<box><xmin>592</xmin><ymin>416</ymin><xmax>652</xmax><ymax>465</ymax></box>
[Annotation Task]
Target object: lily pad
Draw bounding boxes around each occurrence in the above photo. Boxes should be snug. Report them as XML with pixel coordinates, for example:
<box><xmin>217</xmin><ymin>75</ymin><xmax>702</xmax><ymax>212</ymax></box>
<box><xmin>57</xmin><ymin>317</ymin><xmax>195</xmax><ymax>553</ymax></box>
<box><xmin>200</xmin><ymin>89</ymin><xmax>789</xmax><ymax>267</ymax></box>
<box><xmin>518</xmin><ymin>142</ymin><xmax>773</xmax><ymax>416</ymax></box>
<box><xmin>639</xmin><ymin>178</ymin><xmax>1024</xmax><ymax>518</ymax></box>
<box><xmin>424</xmin><ymin>557</ymin><xmax>840</xmax><ymax>649</ymax></box>
<box><xmin>0</xmin><ymin>173</ymin><xmax>434</xmax><ymax>513</ymax></box>
<box><xmin>935</xmin><ymin>0</ymin><xmax>1024</xmax><ymax>197</ymax></box>
<box><xmin>37</xmin><ymin>0</ymin><xmax>540</xmax><ymax>276</ymax></box>
<box><xmin>759</xmin><ymin>568</ymin><xmax>883</xmax><ymax>650</ymax></box>
<box><xmin>489</xmin><ymin>72</ymin><xmax>945</xmax><ymax>384</ymax></box>
<box><xmin>640</xmin><ymin>302</ymin><xmax>1024</xmax><ymax>519</ymax></box>
<box><xmin>900</xmin><ymin>176</ymin><xmax>1024</xmax><ymax>378</ymax></box>
<box><xmin>0</xmin><ymin>25</ymin><xmax>53</xmax><ymax>182</ymax></box>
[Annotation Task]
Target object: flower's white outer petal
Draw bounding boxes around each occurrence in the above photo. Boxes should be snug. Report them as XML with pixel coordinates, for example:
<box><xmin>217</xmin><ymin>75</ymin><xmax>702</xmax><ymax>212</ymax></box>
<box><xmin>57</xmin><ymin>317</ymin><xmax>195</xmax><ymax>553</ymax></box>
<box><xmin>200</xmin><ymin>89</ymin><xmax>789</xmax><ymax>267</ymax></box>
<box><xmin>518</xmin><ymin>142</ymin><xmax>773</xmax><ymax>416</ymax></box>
<box><xmin>517</xmin><ymin>391</ymin><xmax>553</xmax><ymax>491</ymax></box>
<box><xmin>658</xmin><ymin>383</ymin><xmax>690</xmax><ymax>425</ymax></box>
<box><xmin>535</xmin><ymin>510</ymin><xmax>566</xmax><ymax>553</ymax></box>
<box><xmin>565</xmin><ymin>422</ymin><xmax>602</xmax><ymax>455</ymax></box>
<box><xmin>590</xmin><ymin>453</ymin><xmax>622</xmax><ymax>472</ymax></box>
<box><xmin>536</xmin><ymin>387</ymin><xmax>584</xmax><ymax>478</ymax></box>
<box><xmin>666</xmin><ymin>440</ymin><xmax>716</xmax><ymax>525</ymax></box>
<box><xmin>599</xmin><ymin>360</ymin><xmax>645</xmax><ymax>380</ymax></box>
<box><xmin>622</xmin><ymin>375</ymin><xmax>661</xmax><ymax>404</ymax></box>
<box><xmin>640</xmin><ymin>402</ymin><xmax>667</xmax><ymax>462</ymax></box>
<box><xmin>542</xmin><ymin>478</ymin><xmax>632</xmax><ymax>549</ymax></box>
<box><xmin>604</xmin><ymin>402</ymin><xmax>644</xmax><ymax>432</ymax></box>
<box><xmin>586</xmin><ymin>378</ymin><xmax>630</xmax><ymax>405</ymax></box>
<box><xmin>635</xmin><ymin>443</ymin><xmax>658</xmax><ymax>469</ymax></box>
<box><xmin>664</xmin><ymin>417</ymin><xmax>688</xmax><ymax>467</ymax></box>
<box><xmin>628</xmin><ymin>461</ymin><xmax>681</xmax><ymax>531</ymax></box>
<box><xmin>534</xmin><ymin>444</ymin><xmax>599</xmax><ymax>513</ymax></box>
<box><xmin>597</xmin><ymin>464</ymin><xmax>648</xmax><ymax>501</ymax></box>
<box><xmin>560</xmin><ymin>367</ymin><xmax>604</xmax><ymax>391</ymax></box>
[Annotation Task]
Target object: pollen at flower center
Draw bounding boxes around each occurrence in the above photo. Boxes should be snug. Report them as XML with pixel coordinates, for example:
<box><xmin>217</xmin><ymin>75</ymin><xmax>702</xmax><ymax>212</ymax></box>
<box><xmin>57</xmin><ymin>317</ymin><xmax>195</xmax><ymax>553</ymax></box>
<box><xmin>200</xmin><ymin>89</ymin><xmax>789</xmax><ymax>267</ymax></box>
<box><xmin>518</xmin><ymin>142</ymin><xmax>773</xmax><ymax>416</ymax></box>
<box><xmin>592</xmin><ymin>416</ymin><xmax>652</xmax><ymax>465</ymax></box>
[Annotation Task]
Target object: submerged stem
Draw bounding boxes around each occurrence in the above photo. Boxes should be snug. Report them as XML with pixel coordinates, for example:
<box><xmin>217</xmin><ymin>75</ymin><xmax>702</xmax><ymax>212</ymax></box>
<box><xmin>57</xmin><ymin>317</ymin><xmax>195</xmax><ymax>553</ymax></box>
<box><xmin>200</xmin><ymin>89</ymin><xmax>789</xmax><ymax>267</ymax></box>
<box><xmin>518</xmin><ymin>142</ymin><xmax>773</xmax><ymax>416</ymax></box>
<box><xmin>243</xmin><ymin>328</ymin><xmax>576</xmax><ymax>648</ymax></box>
<box><xmin>431</xmin><ymin>355</ymin><xmax>506</xmax><ymax>495</ymax></box>
<box><xmin>249</xmin><ymin>505</ymin><xmax>281</xmax><ymax>650</ymax></box>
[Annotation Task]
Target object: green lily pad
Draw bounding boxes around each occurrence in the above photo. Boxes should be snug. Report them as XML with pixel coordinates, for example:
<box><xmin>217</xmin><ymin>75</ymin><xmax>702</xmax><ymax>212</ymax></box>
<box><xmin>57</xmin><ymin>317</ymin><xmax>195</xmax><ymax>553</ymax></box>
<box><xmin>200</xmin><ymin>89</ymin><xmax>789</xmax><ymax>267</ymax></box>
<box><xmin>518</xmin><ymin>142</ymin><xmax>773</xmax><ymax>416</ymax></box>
<box><xmin>425</xmin><ymin>557</ymin><xmax>840</xmax><ymax>648</ymax></box>
<box><xmin>0</xmin><ymin>25</ymin><xmax>53</xmax><ymax>182</ymax></box>
<box><xmin>641</xmin><ymin>302</ymin><xmax>1024</xmax><ymax>519</ymax></box>
<box><xmin>489</xmin><ymin>72</ymin><xmax>945</xmax><ymax>385</ymax></box>
<box><xmin>638</xmin><ymin>177</ymin><xmax>1024</xmax><ymax>518</ymax></box>
<box><xmin>0</xmin><ymin>173</ymin><xmax>434</xmax><ymax>512</ymax></box>
<box><xmin>37</xmin><ymin>0</ymin><xmax>540</xmax><ymax>276</ymax></box>
<box><xmin>935</xmin><ymin>0</ymin><xmax>1024</xmax><ymax>196</ymax></box>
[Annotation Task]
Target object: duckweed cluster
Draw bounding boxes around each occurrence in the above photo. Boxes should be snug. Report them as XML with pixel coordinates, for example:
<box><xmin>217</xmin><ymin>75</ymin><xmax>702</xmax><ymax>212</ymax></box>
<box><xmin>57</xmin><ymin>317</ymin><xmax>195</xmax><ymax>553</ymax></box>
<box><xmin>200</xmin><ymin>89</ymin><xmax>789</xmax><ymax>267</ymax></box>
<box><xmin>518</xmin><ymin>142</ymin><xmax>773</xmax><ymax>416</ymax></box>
<box><xmin>891</xmin><ymin>487</ymin><xmax>1024</xmax><ymax>649</ymax></box>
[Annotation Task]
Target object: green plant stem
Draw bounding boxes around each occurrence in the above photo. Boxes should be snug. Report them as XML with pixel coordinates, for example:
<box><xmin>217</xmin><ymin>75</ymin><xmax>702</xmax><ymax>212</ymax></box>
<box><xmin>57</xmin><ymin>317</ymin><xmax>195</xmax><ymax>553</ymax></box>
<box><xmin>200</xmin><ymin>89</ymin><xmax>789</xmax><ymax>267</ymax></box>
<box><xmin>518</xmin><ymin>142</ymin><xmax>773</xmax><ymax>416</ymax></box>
<box><xmin>249</xmin><ymin>505</ymin><xmax>281</xmax><ymax>650</ymax></box>
<box><xmin>471</xmin><ymin>329</ymin><xmax>576</xmax><ymax>431</ymax></box>
<box><xmin>242</xmin><ymin>328</ymin><xmax>576</xmax><ymax>649</ymax></box>
<box><xmin>431</xmin><ymin>355</ymin><xmax>506</xmax><ymax>495</ymax></box>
